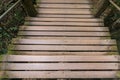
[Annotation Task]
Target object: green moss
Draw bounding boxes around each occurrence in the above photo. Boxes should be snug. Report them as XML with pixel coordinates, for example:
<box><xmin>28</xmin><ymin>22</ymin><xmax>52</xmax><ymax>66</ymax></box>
<box><xmin>0</xmin><ymin>73</ymin><xmax>9</xmax><ymax>80</ymax></box>
<box><xmin>0</xmin><ymin>55</ymin><xmax>4</xmax><ymax>62</ymax></box>
<box><xmin>100</xmin><ymin>37</ymin><xmax>111</xmax><ymax>39</ymax></box>
<box><xmin>107</xmin><ymin>52</ymin><xmax>119</xmax><ymax>55</ymax></box>
<box><xmin>7</xmin><ymin>44</ymin><xmax>15</xmax><ymax>55</ymax></box>
<box><xmin>116</xmin><ymin>72</ymin><xmax>120</xmax><ymax>78</ymax></box>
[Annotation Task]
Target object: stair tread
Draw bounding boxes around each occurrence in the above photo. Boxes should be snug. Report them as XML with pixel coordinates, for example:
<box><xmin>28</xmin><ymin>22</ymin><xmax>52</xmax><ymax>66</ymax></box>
<box><xmin>25</xmin><ymin>17</ymin><xmax>103</xmax><ymax>22</ymax></box>
<box><xmin>5</xmin><ymin>71</ymin><xmax>117</xmax><ymax>78</ymax></box>
<box><xmin>3</xmin><ymin>55</ymin><xmax>119</xmax><ymax>72</ymax></box>
<box><xmin>18</xmin><ymin>31</ymin><xmax>110</xmax><ymax>37</ymax></box>
<box><xmin>37</xmin><ymin>3</ymin><xmax>93</xmax><ymax>9</ymax></box>
<box><xmin>11</xmin><ymin>51</ymin><xmax>118</xmax><ymax>55</ymax></box>
<box><xmin>4</xmin><ymin>63</ymin><xmax>118</xmax><ymax>70</ymax></box>
<box><xmin>3</xmin><ymin>55</ymin><xmax>119</xmax><ymax>62</ymax></box>
<box><xmin>37</xmin><ymin>14</ymin><xmax>94</xmax><ymax>18</ymax></box>
<box><xmin>20</xmin><ymin>26</ymin><xmax>108</xmax><ymax>31</ymax></box>
<box><xmin>25</xmin><ymin>22</ymin><xmax>104</xmax><ymax>26</ymax></box>
<box><xmin>38</xmin><ymin>0</ymin><xmax>92</xmax><ymax>4</ymax></box>
<box><xmin>12</xmin><ymin>45</ymin><xmax>117</xmax><ymax>51</ymax></box>
<box><xmin>38</xmin><ymin>9</ymin><xmax>92</xmax><ymax>14</ymax></box>
<box><xmin>22</xmin><ymin>37</ymin><xmax>111</xmax><ymax>39</ymax></box>
<box><xmin>12</xmin><ymin>39</ymin><xmax>116</xmax><ymax>45</ymax></box>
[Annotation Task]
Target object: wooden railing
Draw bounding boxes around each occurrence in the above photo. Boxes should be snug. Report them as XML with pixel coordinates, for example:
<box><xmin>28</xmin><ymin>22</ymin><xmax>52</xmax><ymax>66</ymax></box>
<box><xmin>0</xmin><ymin>0</ymin><xmax>37</xmax><ymax>54</ymax></box>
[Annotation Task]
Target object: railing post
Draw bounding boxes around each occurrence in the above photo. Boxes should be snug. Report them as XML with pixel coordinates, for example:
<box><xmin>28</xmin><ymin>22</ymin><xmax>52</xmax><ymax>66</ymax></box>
<box><xmin>94</xmin><ymin>0</ymin><xmax>110</xmax><ymax>18</ymax></box>
<box><xmin>22</xmin><ymin>0</ymin><xmax>37</xmax><ymax>17</ymax></box>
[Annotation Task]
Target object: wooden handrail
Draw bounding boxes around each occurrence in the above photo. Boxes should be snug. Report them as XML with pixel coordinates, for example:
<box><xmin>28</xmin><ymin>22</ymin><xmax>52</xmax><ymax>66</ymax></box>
<box><xmin>109</xmin><ymin>0</ymin><xmax>120</xmax><ymax>11</ymax></box>
<box><xmin>0</xmin><ymin>0</ymin><xmax>37</xmax><ymax>21</ymax></box>
<box><xmin>0</xmin><ymin>0</ymin><xmax>38</xmax><ymax>37</ymax></box>
<box><xmin>94</xmin><ymin>0</ymin><xmax>120</xmax><ymax>17</ymax></box>
<box><xmin>0</xmin><ymin>0</ymin><xmax>21</xmax><ymax>37</ymax></box>
<box><xmin>0</xmin><ymin>0</ymin><xmax>21</xmax><ymax>22</ymax></box>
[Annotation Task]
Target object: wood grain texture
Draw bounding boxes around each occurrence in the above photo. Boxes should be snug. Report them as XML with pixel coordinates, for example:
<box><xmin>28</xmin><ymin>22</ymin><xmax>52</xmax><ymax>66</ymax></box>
<box><xmin>11</xmin><ymin>51</ymin><xmax>118</xmax><ymax>55</ymax></box>
<box><xmin>37</xmin><ymin>4</ymin><xmax>92</xmax><ymax>9</ymax></box>
<box><xmin>6</xmin><ymin>71</ymin><xmax>117</xmax><ymax>78</ymax></box>
<box><xmin>18</xmin><ymin>31</ymin><xmax>110</xmax><ymax>37</ymax></box>
<box><xmin>3</xmin><ymin>55</ymin><xmax>119</xmax><ymax>62</ymax></box>
<box><xmin>19</xmin><ymin>26</ymin><xmax>108</xmax><ymax>31</ymax></box>
<box><xmin>25</xmin><ymin>17</ymin><xmax>102</xmax><ymax>22</ymax></box>
<box><xmin>2</xmin><ymin>0</ymin><xmax>119</xmax><ymax>79</ymax></box>
<box><xmin>25</xmin><ymin>21</ymin><xmax>104</xmax><ymax>26</ymax></box>
<box><xmin>37</xmin><ymin>14</ymin><xmax>94</xmax><ymax>18</ymax></box>
<box><xmin>38</xmin><ymin>0</ymin><xmax>92</xmax><ymax>4</ymax></box>
<box><xmin>38</xmin><ymin>9</ymin><xmax>92</xmax><ymax>14</ymax></box>
<box><xmin>12</xmin><ymin>45</ymin><xmax>117</xmax><ymax>51</ymax></box>
<box><xmin>13</xmin><ymin>39</ymin><xmax>116</xmax><ymax>45</ymax></box>
<box><xmin>22</xmin><ymin>37</ymin><xmax>111</xmax><ymax>40</ymax></box>
<box><xmin>6</xmin><ymin>63</ymin><xmax>118</xmax><ymax>70</ymax></box>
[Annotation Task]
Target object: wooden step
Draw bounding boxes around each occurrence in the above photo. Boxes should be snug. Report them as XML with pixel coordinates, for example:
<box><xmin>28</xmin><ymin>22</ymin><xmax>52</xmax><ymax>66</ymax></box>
<box><xmin>25</xmin><ymin>17</ymin><xmax>103</xmax><ymax>22</ymax></box>
<box><xmin>12</xmin><ymin>39</ymin><xmax>117</xmax><ymax>55</ymax></box>
<box><xmin>22</xmin><ymin>37</ymin><xmax>111</xmax><ymax>40</ymax></box>
<box><xmin>25</xmin><ymin>22</ymin><xmax>104</xmax><ymax>26</ymax></box>
<box><xmin>37</xmin><ymin>14</ymin><xmax>94</xmax><ymax>18</ymax></box>
<box><xmin>38</xmin><ymin>0</ymin><xmax>92</xmax><ymax>4</ymax></box>
<box><xmin>38</xmin><ymin>9</ymin><xmax>92</xmax><ymax>15</ymax></box>
<box><xmin>4</xmin><ymin>63</ymin><xmax>118</xmax><ymax>70</ymax></box>
<box><xmin>5</xmin><ymin>71</ymin><xmax>118</xmax><ymax>78</ymax></box>
<box><xmin>37</xmin><ymin>4</ymin><xmax>93</xmax><ymax>9</ymax></box>
<box><xmin>2</xmin><ymin>55</ymin><xmax>120</xmax><ymax>78</ymax></box>
<box><xmin>20</xmin><ymin>26</ymin><xmax>108</xmax><ymax>32</ymax></box>
<box><xmin>3</xmin><ymin>55</ymin><xmax>119</xmax><ymax>62</ymax></box>
<box><xmin>12</xmin><ymin>39</ymin><xmax>116</xmax><ymax>45</ymax></box>
<box><xmin>11</xmin><ymin>45</ymin><xmax>117</xmax><ymax>51</ymax></box>
<box><xmin>10</xmin><ymin>51</ymin><xmax>118</xmax><ymax>55</ymax></box>
<box><xmin>18</xmin><ymin>31</ymin><xmax>110</xmax><ymax>37</ymax></box>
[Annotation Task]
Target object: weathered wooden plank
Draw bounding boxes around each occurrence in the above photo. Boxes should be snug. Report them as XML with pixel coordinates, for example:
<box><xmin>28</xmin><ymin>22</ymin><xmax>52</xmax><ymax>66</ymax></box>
<box><xmin>6</xmin><ymin>63</ymin><xmax>118</xmax><ymax>70</ymax></box>
<box><xmin>38</xmin><ymin>0</ymin><xmax>92</xmax><ymax>4</ymax></box>
<box><xmin>18</xmin><ymin>31</ymin><xmax>110</xmax><ymax>37</ymax></box>
<box><xmin>19</xmin><ymin>26</ymin><xmax>108</xmax><ymax>32</ymax></box>
<box><xmin>12</xmin><ymin>51</ymin><xmax>118</xmax><ymax>55</ymax></box>
<box><xmin>23</xmin><ymin>37</ymin><xmax>111</xmax><ymax>40</ymax></box>
<box><xmin>25</xmin><ymin>22</ymin><xmax>104</xmax><ymax>26</ymax></box>
<box><xmin>3</xmin><ymin>55</ymin><xmax>119</xmax><ymax>62</ymax></box>
<box><xmin>37</xmin><ymin>14</ymin><xmax>94</xmax><ymax>18</ymax></box>
<box><xmin>13</xmin><ymin>39</ymin><xmax>116</xmax><ymax>45</ymax></box>
<box><xmin>37</xmin><ymin>4</ymin><xmax>92</xmax><ymax>9</ymax></box>
<box><xmin>38</xmin><ymin>9</ymin><xmax>92</xmax><ymax>14</ymax></box>
<box><xmin>25</xmin><ymin>17</ymin><xmax>103</xmax><ymax>22</ymax></box>
<box><xmin>6</xmin><ymin>71</ymin><xmax>117</xmax><ymax>78</ymax></box>
<box><xmin>12</xmin><ymin>45</ymin><xmax>117</xmax><ymax>51</ymax></box>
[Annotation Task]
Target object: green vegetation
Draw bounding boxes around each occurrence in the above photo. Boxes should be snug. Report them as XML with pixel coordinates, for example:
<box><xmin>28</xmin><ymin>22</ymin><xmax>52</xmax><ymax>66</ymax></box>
<box><xmin>0</xmin><ymin>0</ymin><xmax>26</xmax><ymax>55</ymax></box>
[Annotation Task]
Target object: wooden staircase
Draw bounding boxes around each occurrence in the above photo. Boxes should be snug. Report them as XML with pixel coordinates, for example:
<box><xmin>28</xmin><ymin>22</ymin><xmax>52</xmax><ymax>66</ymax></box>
<box><xmin>1</xmin><ymin>0</ymin><xmax>120</xmax><ymax>79</ymax></box>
